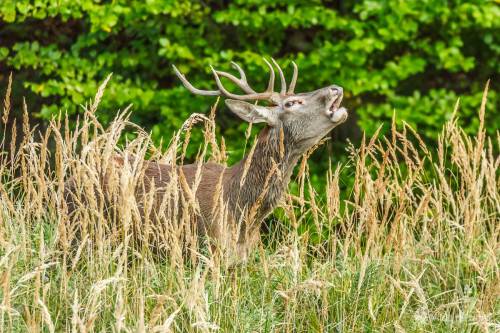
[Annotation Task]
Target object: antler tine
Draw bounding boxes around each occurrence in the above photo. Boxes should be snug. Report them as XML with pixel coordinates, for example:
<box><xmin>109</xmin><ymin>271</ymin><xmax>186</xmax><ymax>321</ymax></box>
<box><xmin>213</xmin><ymin>62</ymin><xmax>257</xmax><ymax>94</ymax></box>
<box><xmin>231</xmin><ymin>61</ymin><xmax>247</xmax><ymax>82</ymax></box>
<box><xmin>262</xmin><ymin>58</ymin><xmax>275</xmax><ymax>93</ymax></box>
<box><xmin>271</xmin><ymin>58</ymin><xmax>287</xmax><ymax>95</ymax></box>
<box><xmin>172</xmin><ymin>65</ymin><xmax>221</xmax><ymax>96</ymax></box>
<box><xmin>287</xmin><ymin>61</ymin><xmax>298</xmax><ymax>95</ymax></box>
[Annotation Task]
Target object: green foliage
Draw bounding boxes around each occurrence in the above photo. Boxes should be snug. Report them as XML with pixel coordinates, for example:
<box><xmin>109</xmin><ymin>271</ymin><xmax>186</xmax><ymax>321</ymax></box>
<box><xmin>1</xmin><ymin>0</ymin><xmax>499</xmax><ymax>163</ymax></box>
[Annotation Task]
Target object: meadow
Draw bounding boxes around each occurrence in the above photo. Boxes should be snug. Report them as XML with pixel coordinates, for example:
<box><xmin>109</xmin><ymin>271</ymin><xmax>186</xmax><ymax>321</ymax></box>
<box><xmin>0</xmin><ymin>77</ymin><xmax>499</xmax><ymax>332</ymax></box>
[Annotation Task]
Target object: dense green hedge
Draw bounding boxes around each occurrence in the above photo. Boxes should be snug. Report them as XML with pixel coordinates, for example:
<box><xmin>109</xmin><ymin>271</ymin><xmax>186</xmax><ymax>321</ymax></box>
<box><xmin>1</xmin><ymin>0</ymin><xmax>499</xmax><ymax>165</ymax></box>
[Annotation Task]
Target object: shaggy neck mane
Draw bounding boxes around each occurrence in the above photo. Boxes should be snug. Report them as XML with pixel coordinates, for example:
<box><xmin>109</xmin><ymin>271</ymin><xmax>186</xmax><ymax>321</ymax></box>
<box><xmin>227</xmin><ymin>124</ymin><xmax>300</xmax><ymax>226</ymax></box>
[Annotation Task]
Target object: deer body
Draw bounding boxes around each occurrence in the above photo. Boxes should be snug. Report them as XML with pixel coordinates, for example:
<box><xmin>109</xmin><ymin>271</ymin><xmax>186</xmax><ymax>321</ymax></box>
<box><xmin>64</xmin><ymin>59</ymin><xmax>347</xmax><ymax>260</ymax></box>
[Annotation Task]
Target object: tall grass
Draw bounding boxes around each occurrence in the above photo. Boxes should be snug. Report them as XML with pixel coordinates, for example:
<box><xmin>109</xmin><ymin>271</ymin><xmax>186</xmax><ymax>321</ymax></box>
<box><xmin>0</xmin><ymin>76</ymin><xmax>499</xmax><ymax>332</ymax></box>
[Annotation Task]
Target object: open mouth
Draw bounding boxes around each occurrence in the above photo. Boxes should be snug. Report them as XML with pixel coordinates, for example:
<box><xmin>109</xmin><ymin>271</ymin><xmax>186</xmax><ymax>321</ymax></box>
<box><xmin>328</xmin><ymin>95</ymin><xmax>343</xmax><ymax>113</ymax></box>
<box><xmin>326</xmin><ymin>95</ymin><xmax>347</xmax><ymax>123</ymax></box>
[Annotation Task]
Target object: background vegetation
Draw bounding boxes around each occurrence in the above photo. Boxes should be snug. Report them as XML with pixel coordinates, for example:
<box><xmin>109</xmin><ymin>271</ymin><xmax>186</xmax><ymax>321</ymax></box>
<box><xmin>1</xmin><ymin>0</ymin><xmax>499</xmax><ymax>172</ymax></box>
<box><xmin>1</xmin><ymin>0</ymin><xmax>500</xmax><ymax>331</ymax></box>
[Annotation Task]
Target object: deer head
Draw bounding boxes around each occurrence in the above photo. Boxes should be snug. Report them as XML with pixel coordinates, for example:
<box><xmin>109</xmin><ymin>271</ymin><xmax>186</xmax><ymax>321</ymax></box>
<box><xmin>173</xmin><ymin>59</ymin><xmax>347</xmax><ymax>158</ymax></box>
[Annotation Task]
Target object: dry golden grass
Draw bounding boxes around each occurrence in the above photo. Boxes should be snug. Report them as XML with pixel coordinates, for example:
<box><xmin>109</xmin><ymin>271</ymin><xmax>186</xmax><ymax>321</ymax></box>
<box><xmin>0</xmin><ymin>77</ymin><xmax>499</xmax><ymax>332</ymax></box>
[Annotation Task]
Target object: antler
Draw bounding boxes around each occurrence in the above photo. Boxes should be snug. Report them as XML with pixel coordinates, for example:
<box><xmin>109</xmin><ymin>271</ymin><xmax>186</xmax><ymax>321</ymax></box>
<box><xmin>172</xmin><ymin>59</ymin><xmax>298</xmax><ymax>105</ymax></box>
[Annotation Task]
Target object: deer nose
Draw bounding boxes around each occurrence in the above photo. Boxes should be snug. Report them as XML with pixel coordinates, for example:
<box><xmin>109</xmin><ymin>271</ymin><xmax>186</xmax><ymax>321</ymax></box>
<box><xmin>329</xmin><ymin>86</ymin><xmax>343</xmax><ymax>97</ymax></box>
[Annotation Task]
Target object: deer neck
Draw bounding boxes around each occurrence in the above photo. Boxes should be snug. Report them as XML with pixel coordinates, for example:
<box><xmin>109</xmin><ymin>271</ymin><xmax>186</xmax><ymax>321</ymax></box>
<box><xmin>227</xmin><ymin>124</ymin><xmax>300</xmax><ymax>222</ymax></box>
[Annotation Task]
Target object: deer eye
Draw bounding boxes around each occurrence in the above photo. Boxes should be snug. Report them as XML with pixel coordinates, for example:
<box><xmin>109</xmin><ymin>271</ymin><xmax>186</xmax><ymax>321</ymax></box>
<box><xmin>285</xmin><ymin>101</ymin><xmax>297</xmax><ymax>108</ymax></box>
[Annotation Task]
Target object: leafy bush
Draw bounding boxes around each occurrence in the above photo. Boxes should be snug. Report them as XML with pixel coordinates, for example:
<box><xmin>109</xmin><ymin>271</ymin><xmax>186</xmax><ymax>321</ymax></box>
<box><xmin>1</xmin><ymin>0</ymin><xmax>499</xmax><ymax>164</ymax></box>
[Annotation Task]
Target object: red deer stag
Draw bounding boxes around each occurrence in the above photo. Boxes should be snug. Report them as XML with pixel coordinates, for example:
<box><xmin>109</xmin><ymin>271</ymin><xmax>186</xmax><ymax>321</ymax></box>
<box><xmin>64</xmin><ymin>59</ymin><xmax>347</xmax><ymax>261</ymax></box>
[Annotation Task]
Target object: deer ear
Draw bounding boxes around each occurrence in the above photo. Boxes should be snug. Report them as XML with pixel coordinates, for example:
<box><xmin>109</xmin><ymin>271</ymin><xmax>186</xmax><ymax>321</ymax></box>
<box><xmin>225</xmin><ymin>100</ymin><xmax>276</xmax><ymax>126</ymax></box>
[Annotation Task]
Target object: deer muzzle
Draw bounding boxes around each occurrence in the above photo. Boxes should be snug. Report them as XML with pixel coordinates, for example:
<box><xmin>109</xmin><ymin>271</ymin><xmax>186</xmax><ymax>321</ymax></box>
<box><xmin>326</xmin><ymin>86</ymin><xmax>348</xmax><ymax>123</ymax></box>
